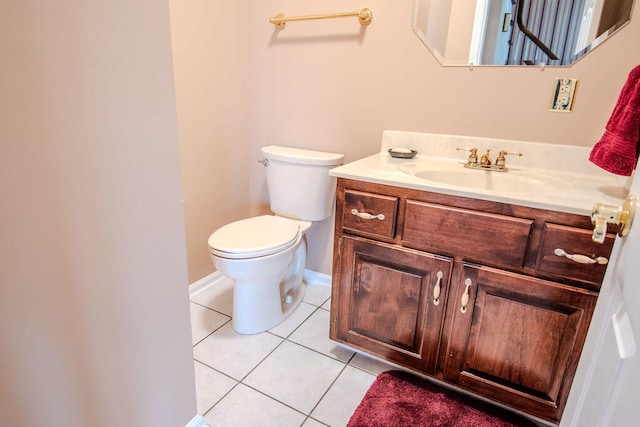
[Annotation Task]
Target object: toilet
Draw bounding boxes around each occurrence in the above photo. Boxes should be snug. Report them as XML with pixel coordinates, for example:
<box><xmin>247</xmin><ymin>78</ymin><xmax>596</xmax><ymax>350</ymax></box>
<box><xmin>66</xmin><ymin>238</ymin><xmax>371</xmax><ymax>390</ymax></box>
<box><xmin>207</xmin><ymin>145</ymin><xmax>344</xmax><ymax>334</ymax></box>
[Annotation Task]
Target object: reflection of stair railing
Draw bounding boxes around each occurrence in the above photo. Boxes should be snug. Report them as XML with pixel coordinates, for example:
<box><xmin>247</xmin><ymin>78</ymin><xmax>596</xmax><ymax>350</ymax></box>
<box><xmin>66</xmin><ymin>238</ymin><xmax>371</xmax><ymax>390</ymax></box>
<box><xmin>516</xmin><ymin>0</ymin><xmax>559</xmax><ymax>60</ymax></box>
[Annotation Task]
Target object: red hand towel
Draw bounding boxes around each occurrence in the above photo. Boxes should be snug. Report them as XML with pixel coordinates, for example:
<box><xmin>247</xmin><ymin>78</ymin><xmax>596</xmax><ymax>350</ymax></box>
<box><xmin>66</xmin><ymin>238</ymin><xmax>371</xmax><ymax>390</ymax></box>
<box><xmin>589</xmin><ymin>64</ymin><xmax>640</xmax><ymax>176</ymax></box>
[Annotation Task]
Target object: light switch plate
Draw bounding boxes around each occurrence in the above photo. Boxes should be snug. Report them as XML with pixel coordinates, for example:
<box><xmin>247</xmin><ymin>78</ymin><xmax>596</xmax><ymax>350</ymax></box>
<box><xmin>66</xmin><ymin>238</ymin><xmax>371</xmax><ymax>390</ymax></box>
<box><xmin>550</xmin><ymin>78</ymin><xmax>579</xmax><ymax>112</ymax></box>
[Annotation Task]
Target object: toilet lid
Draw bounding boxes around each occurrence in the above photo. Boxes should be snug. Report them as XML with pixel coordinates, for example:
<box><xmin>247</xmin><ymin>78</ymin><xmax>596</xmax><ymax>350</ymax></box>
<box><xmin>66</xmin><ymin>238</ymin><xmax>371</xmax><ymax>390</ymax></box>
<box><xmin>208</xmin><ymin>215</ymin><xmax>301</xmax><ymax>259</ymax></box>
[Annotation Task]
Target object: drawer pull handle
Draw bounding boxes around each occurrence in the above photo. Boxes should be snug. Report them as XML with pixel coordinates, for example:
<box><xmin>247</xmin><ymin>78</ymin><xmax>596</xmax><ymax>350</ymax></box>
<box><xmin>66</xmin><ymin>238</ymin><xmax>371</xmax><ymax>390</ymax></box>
<box><xmin>351</xmin><ymin>209</ymin><xmax>385</xmax><ymax>221</ymax></box>
<box><xmin>460</xmin><ymin>278</ymin><xmax>472</xmax><ymax>313</ymax></box>
<box><xmin>433</xmin><ymin>271</ymin><xmax>444</xmax><ymax>305</ymax></box>
<box><xmin>554</xmin><ymin>248</ymin><xmax>608</xmax><ymax>265</ymax></box>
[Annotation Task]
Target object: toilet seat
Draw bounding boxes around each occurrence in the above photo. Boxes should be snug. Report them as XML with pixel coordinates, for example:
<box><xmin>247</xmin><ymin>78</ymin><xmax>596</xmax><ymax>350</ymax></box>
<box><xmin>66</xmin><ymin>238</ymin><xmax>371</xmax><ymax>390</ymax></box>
<box><xmin>208</xmin><ymin>215</ymin><xmax>301</xmax><ymax>259</ymax></box>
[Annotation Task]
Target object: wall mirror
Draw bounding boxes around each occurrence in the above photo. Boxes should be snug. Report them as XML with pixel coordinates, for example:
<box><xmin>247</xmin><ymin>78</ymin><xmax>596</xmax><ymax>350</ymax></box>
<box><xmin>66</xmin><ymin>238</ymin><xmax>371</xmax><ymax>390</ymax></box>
<box><xmin>412</xmin><ymin>0</ymin><xmax>634</xmax><ymax>66</ymax></box>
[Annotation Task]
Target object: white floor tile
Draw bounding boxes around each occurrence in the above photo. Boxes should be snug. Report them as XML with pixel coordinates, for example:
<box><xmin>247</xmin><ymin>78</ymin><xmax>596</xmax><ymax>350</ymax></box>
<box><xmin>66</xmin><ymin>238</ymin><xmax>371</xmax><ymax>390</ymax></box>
<box><xmin>301</xmin><ymin>417</ymin><xmax>328</xmax><ymax>427</ymax></box>
<box><xmin>204</xmin><ymin>383</ymin><xmax>306</xmax><ymax>427</ymax></box>
<box><xmin>190</xmin><ymin>303</ymin><xmax>230</xmax><ymax>345</ymax></box>
<box><xmin>311</xmin><ymin>366</ymin><xmax>377</xmax><ymax>427</ymax></box>
<box><xmin>348</xmin><ymin>351</ymin><xmax>402</xmax><ymax>376</ymax></box>
<box><xmin>194</xmin><ymin>361</ymin><xmax>237</xmax><ymax>415</ymax></box>
<box><xmin>321</xmin><ymin>298</ymin><xmax>331</xmax><ymax>311</ymax></box>
<box><xmin>269</xmin><ymin>302</ymin><xmax>316</xmax><ymax>338</ymax></box>
<box><xmin>243</xmin><ymin>340</ymin><xmax>345</xmax><ymax>414</ymax></box>
<box><xmin>190</xmin><ymin>276</ymin><xmax>234</xmax><ymax>316</ymax></box>
<box><xmin>193</xmin><ymin>322</ymin><xmax>283</xmax><ymax>380</ymax></box>
<box><xmin>289</xmin><ymin>308</ymin><xmax>355</xmax><ymax>362</ymax></box>
<box><xmin>303</xmin><ymin>282</ymin><xmax>332</xmax><ymax>307</ymax></box>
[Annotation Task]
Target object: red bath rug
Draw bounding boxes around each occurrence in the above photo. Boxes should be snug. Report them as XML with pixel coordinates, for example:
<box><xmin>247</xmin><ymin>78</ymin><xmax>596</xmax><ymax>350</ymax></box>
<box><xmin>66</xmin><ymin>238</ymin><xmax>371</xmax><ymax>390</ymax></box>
<box><xmin>348</xmin><ymin>370</ymin><xmax>538</xmax><ymax>427</ymax></box>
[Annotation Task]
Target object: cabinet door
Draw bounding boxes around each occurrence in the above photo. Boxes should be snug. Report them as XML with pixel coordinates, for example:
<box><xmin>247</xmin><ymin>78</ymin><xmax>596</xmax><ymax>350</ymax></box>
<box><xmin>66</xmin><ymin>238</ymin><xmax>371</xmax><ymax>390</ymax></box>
<box><xmin>444</xmin><ymin>263</ymin><xmax>597</xmax><ymax>422</ymax></box>
<box><xmin>331</xmin><ymin>236</ymin><xmax>453</xmax><ymax>374</ymax></box>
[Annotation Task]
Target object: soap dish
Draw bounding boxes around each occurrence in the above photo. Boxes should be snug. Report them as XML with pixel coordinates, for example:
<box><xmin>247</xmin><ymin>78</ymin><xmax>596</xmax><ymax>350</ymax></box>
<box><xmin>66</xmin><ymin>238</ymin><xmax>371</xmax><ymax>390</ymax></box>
<box><xmin>388</xmin><ymin>147</ymin><xmax>418</xmax><ymax>159</ymax></box>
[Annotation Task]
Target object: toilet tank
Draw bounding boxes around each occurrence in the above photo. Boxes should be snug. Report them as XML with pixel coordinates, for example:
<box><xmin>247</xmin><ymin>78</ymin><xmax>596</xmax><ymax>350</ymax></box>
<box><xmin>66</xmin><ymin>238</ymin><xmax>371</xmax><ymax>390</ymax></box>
<box><xmin>261</xmin><ymin>145</ymin><xmax>344</xmax><ymax>221</ymax></box>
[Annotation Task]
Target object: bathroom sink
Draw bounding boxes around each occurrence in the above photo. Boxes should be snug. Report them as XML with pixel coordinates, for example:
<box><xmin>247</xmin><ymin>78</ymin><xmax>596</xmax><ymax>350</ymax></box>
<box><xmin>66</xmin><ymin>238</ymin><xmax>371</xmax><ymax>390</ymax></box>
<box><xmin>399</xmin><ymin>162</ymin><xmax>572</xmax><ymax>194</ymax></box>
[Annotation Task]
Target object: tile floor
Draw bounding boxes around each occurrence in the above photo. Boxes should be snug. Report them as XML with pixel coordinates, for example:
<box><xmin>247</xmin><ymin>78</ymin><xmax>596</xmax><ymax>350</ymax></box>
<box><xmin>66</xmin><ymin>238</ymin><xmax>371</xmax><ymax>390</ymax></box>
<box><xmin>189</xmin><ymin>275</ymin><xmax>398</xmax><ymax>427</ymax></box>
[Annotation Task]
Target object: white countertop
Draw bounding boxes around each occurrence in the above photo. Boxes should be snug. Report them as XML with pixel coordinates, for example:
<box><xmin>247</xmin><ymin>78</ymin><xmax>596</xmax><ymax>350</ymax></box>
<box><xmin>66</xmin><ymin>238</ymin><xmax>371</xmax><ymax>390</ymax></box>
<box><xmin>330</xmin><ymin>131</ymin><xmax>631</xmax><ymax>216</ymax></box>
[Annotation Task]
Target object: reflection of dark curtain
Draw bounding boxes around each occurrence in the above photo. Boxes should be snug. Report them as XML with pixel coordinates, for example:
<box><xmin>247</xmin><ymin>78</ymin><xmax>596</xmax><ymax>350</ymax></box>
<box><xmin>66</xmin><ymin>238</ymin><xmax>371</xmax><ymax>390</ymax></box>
<box><xmin>507</xmin><ymin>0</ymin><xmax>586</xmax><ymax>66</ymax></box>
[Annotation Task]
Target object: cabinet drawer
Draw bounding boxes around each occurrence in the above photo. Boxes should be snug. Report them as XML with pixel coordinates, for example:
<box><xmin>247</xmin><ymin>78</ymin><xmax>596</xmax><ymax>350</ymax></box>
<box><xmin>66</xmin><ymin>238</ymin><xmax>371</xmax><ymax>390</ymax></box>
<box><xmin>343</xmin><ymin>190</ymin><xmax>398</xmax><ymax>239</ymax></box>
<box><xmin>536</xmin><ymin>223</ymin><xmax>614</xmax><ymax>288</ymax></box>
<box><xmin>403</xmin><ymin>200</ymin><xmax>533</xmax><ymax>268</ymax></box>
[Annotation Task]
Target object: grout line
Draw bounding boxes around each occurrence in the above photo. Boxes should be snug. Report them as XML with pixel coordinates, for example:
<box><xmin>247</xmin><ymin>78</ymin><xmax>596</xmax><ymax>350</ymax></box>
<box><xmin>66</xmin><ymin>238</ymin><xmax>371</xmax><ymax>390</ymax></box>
<box><xmin>301</xmin><ymin>416</ymin><xmax>330</xmax><ymax>427</ymax></box>
<box><xmin>266</xmin><ymin>302</ymin><xmax>319</xmax><ymax>340</ymax></box>
<box><xmin>303</xmin><ymin>355</ymin><xmax>354</xmax><ymax>424</ymax></box>
<box><xmin>190</xmin><ymin>300</ymin><xmax>230</xmax><ymax>316</ymax></box>
<box><xmin>194</xmin><ymin>360</ymin><xmax>239</xmax><ymax>419</ymax></box>
<box><xmin>237</xmin><ymin>334</ymin><xmax>287</xmax><ymax>384</ymax></box>
<box><xmin>237</xmin><ymin>381</ymin><xmax>308</xmax><ymax>419</ymax></box>
<box><xmin>190</xmin><ymin>305</ymin><xmax>232</xmax><ymax>347</ymax></box>
<box><xmin>209</xmin><ymin>328</ymin><xmax>318</xmax><ymax>419</ymax></box>
<box><xmin>202</xmin><ymin>377</ymin><xmax>309</xmax><ymax>422</ymax></box>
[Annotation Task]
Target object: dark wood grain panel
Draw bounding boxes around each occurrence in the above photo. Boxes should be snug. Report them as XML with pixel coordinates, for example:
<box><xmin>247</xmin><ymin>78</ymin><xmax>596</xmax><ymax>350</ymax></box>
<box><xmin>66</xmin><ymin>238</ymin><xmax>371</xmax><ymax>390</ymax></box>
<box><xmin>331</xmin><ymin>236</ymin><xmax>452</xmax><ymax>374</ymax></box>
<box><xmin>342</xmin><ymin>189</ymin><xmax>398</xmax><ymax>239</ymax></box>
<box><xmin>536</xmin><ymin>223</ymin><xmax>616</xmax><ymax>290</ymax></box>
<box><xmin>352</xmin><ymin>260</ymin><xmax>422</xmax><ymax>348</ymax></box>
<box><xmin>403</xmin><ymin>200</ymin><xmax>534</xmax><ymax>268</ymax></box>
<box><xmin>444</xmin><ymin>264</ymin><xmax>597</xmax><ymax>422</ymax></box>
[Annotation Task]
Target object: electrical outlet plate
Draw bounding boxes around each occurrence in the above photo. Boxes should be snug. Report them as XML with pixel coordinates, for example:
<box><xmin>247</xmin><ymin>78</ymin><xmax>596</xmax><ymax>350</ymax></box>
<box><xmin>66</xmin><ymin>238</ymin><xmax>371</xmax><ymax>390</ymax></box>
<box><xmin>550</xmin><ymin>78</ymin><xmax>579</xmax><ymax>112</ymax></box>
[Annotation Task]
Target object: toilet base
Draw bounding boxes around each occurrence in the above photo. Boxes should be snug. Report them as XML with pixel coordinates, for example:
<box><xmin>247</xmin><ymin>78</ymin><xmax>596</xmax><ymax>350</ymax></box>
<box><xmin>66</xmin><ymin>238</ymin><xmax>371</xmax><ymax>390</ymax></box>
<box><xmin>232</xmin><ymin>279</ymin><xmax>306</xmax><ymax>334</ymax></box>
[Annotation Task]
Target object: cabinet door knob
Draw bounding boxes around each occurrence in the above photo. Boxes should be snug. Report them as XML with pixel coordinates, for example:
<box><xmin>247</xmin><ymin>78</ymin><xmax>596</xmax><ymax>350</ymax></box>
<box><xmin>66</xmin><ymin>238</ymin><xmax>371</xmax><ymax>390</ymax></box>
<box><xmin>460</xmin><ymin>278</ymin><xmax>472</xmax><ymax>313</ymax></box>
<box><xmin>351</xmin><ymin>209</ymin><xmax>385</xmax><ymax>220</ymax></box>
<box><xmin>433</xmin><ymin>271</ymin><xmax>444</xmax><ymax>305</ymax></box>
<box><xmin>553</xmin><ymin>248</ymin><xmax>608</xmax><ymax>265</ymax></box>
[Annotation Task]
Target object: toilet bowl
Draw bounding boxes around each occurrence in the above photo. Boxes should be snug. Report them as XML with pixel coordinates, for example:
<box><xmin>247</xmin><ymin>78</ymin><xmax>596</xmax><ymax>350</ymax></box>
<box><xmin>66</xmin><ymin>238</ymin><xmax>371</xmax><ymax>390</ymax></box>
<box><xmin>208</xmin><ymin>215</ymin><xmax>311</xmax><ymax>334</ymax></box>
<box><xmin>207</xmin><ymin>145</ymin><xmax>344</xmax><ymax>334</ymax></box>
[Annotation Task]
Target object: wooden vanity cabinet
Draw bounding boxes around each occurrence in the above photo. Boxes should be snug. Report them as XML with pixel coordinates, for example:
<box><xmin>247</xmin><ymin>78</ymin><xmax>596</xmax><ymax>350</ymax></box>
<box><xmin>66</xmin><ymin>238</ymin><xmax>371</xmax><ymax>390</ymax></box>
<box><xmin>330</xmin><ymin>178</ymin><xmax>613</xmax><ymax>423</ymax></box>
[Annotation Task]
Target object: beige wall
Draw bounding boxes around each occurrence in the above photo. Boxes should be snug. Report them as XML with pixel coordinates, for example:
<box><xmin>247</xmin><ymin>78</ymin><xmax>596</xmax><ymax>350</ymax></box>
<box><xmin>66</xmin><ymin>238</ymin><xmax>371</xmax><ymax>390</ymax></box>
<box><xmin>171</xmin><ymin>1</ymin><xmax>253</xmax><ymax>283</ymax></box>
<box><xmin>0</xmin><ymin>1</ymin><xmax>196</xmax><ymax>426</ymax></box>
<box><xmin>175</xmin><ymin>0</ymin><xmax>640</xmax><ymax>281</ymax></box>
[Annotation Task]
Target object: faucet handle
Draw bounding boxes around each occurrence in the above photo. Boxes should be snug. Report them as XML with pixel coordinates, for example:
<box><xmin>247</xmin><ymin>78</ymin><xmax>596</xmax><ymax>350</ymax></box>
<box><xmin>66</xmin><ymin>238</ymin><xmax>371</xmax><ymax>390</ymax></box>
<box><xmin>501</xmin><ymin>150</ymin><xmax>524</xmax><ymax>157</ymax></box>
<box><xmin>497</xmin><ymin>150</ymin><xmax>524</xmax><ymax>159</ymax></box>
<box><xmin>456</xmin><ymin>147</ymin><xmax>478</xmax><ymax>165</ymax></box>
<box><xmin>495</xmin><ymin>150</ymin><xmax>523</xmax><ymax>169</ymax></box>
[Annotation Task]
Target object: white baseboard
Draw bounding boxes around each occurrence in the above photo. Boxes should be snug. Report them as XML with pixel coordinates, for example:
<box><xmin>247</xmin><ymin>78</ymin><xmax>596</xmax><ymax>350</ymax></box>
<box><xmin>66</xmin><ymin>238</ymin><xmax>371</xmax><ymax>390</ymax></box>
<box><xmin>185</xmin><ymin>415</ymin><xmax>208</xmax><ymax>427</ymax></box>
<box><xmin>189</xmin><ymin>271</ymin><xmax>225</xmax><ymax>297</ymax></box>
<box><xmin>303</xmin><ymin>269</ymin><xmax>332</xmax><ymax>287</ymax></box>
<box><xmin>189</xmin><ymin>269</ymin><xmax>331</xmax><ymax>297</ymax></box>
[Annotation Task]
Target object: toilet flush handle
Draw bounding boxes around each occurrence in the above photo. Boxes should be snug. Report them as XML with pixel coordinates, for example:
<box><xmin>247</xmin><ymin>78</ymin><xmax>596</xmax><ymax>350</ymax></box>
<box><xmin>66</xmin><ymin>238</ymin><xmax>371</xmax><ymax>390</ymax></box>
<box><xmin>258</xmin><ymin>159</ymin><xmax>269</xmax><ymax>167</ymax></box>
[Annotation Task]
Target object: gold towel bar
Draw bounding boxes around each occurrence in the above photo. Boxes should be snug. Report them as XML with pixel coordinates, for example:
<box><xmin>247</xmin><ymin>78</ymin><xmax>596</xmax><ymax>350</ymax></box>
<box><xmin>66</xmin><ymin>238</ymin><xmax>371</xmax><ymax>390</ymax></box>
<box><xmin>269</xmin><ymin>8</ymin><xmax>373</xmax><ymax>29</ymax></box>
